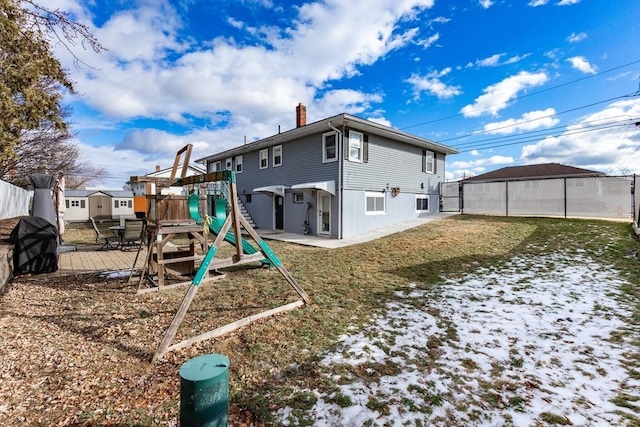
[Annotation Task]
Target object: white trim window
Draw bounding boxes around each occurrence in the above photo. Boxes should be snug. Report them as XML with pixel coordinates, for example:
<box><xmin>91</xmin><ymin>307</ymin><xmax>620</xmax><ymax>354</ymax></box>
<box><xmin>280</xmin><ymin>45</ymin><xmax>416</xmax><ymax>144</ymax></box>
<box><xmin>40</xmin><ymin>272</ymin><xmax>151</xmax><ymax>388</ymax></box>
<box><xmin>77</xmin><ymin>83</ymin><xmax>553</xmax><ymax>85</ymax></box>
<box><xmin>211</xmin><ymin>161</ymin><xmax>221</xmax><ymax>172</ymax></box>
<box><xmin>235</xmin><ymin>155</ymin><xmax>243</xmax><ymax>173</ymax></box>
<box><xmin>273</xmin><ymin>145</ymin><xmax>282</xmax><ymax>167</ymax></box>
<box><xmin>365</xmin><ymin>191</ymin><xmax>385</xmax><ymax>215</ymax></box>
<box><xmin>416</xmin><ymin>195</ymin><xmax>429</xmax><ymax>212</ymax></box>
<box><xmin>349</xmin><ymin>131</ymin><xmax>363</xmax><ymax>162</ymax></box>
<box><xmin>293</xmin><ymin>193</ymin><xmax>304</xmax><ymax>203</ymax></box>
<box><xmin>423</xmin><ymin>150</ymin><xmax>435</xmax><ymax>174</ymax></box>
<box><xmin>322</xmin><ymin>132</ymin><xmax>337</xmax><ymax>163</ymax></box>
<box><xmin>259</xmin><ymin>149</ymin><xmax>268</xmax><ymax>169</ymax></box>
<box><xmin>225</xmin><ymin>157</ymin><xmax>232</xmax><ymax>171</ymax></box>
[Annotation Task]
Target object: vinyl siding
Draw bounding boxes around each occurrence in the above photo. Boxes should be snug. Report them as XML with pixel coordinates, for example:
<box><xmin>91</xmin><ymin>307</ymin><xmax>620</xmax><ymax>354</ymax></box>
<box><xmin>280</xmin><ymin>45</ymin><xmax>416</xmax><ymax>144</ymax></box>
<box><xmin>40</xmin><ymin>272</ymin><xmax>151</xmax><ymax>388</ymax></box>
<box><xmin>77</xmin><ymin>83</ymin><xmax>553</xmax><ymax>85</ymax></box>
<box><xmin>341</xmin><ymin>190</ymin><xmax>437</xmax><ymax>238</ymax></box>
<box><xmin>212</xmin><ymin>131</ymin><xmax>339</xmax><ymax>235</ymax></box>
<box><xmin>232</xmin><ymin>132</ymin><xmax>339</xmax><ymax>195</ymax></box>
<box><xmin>203</xmin><ymin>127</ymin><xmax>449</xmax><ymax>238</ymax></box>
<box><xmin>342</xmin><ymin>131</ymin><xmax>445</xmax><ymax>194</ymax></box>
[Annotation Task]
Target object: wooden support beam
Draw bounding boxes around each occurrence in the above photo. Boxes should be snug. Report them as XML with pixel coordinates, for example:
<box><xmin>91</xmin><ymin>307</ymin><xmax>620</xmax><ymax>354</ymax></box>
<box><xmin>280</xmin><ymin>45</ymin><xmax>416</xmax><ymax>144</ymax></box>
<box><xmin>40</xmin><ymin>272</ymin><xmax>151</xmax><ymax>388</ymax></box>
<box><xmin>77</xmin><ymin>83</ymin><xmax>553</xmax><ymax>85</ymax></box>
<box><xmin>228</xmin><ymin>174</ymin><xmax>244</xmax><ymax>262</ymax></box>
<box><xmin>177</xmin><ymin>171</ymin><xmax>227</xmax><ymax>186</ymax></box>
<box><xmin>208</xmin><ymin>252</ymin><xmax>265</xmax><ymax>270</ymax></box>
<box><xmin>170</xmin><ymin>144</ymin><xmax>193</xmax><ymax>179</ymax></box>
<box><xmin>166</xmin><ymin>301</ymin><xmax>304</xmax><ymax>354</ymax></box>
<box><xmin>153</xmin><ymin>283</ymin><xmax>200</xmax><ymax>362</ymax></box>
<box><xmin>137</xmin><ymin>273</ymin><xmax>225</xmax><ymax>295</ymax></box>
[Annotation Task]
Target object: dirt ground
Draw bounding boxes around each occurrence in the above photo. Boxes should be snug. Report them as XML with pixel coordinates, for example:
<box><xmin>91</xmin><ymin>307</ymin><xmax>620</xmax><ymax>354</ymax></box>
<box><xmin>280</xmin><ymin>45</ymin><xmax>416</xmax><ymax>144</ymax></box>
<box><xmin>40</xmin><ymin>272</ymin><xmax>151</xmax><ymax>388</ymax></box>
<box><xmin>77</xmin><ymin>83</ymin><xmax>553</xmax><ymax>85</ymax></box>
<box><xmin>0</xmin><ymin>217</ymin><xmax>20</xmax><ymax>239</ymax></box>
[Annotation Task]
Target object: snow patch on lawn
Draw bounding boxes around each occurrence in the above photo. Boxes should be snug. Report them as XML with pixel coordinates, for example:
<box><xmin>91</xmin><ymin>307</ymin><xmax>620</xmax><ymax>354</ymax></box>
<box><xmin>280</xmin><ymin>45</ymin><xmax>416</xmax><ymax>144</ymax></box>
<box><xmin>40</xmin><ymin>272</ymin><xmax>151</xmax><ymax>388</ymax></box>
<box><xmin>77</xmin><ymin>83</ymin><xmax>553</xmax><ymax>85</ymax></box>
<box><xmin>277</xmin><ymin>253</ymin><xmax>639</xmax><ymax>426</ymax></box>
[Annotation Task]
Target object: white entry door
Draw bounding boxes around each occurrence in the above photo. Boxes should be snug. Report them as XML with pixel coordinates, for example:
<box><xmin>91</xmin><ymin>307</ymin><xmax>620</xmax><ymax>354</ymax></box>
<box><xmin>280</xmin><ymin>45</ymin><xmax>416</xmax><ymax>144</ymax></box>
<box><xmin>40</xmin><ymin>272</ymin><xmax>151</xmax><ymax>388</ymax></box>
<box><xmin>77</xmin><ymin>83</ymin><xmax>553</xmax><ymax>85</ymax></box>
<box><xmin>317</xmin><ymin>192</ymin><xmax>331</xmax><ymax>236</ymax></box>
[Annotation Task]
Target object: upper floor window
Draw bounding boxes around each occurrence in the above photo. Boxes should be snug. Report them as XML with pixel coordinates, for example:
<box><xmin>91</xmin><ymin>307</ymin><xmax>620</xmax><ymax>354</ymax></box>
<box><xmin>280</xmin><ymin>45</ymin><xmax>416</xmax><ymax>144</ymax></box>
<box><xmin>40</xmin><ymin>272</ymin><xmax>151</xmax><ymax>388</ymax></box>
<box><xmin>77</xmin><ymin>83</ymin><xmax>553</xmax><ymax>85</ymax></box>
<box><xmin>323</xmin><ymin>132</ymin><xmax>337</xmax><ymax>163</ymax></box>
<box><xmin>273</xmin><ymin>145</ymin><xmax>282</xmax><ymax>167</ymax></box>
<box><xmin>349</xmin><ymin>130</ymin><xmax>363</xmax><ymax>162</ymax></box>
<box><xmin>259</xmin><ymin>149</ymin><xmax>268</xmax><ymax>169</ymax></box>
<box><xmin>211</xmin><ymin>161</ymin><xmax>221</xmax><ymax>172</ymax></box>
<box><xmin>235</xmin><ymin>155</ymin><xmax>243</xmax><ymax>173</ymax></box>
<box><xmin>225</xmin><ymin>157</ymin><xmax>232</xmax><ymax>171</ymax></box>
<box><xmin>423</xmin><ymin>150</ymin><xmax>435</xmax><ymax>174</ymax></box>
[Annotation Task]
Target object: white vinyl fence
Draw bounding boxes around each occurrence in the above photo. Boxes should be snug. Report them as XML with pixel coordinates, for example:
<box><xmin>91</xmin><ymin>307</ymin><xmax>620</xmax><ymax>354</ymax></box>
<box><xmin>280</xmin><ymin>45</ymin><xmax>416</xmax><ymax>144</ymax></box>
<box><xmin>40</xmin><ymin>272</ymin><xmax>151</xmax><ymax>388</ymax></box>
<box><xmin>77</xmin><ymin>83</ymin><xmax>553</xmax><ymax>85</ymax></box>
<box><xmin>462</xmin><ymin>176</ymin><xmax>633</xmax><ymax>221</ymax></box>
<box><xmin>0</xmin><ymin>180</ymin><xmax>31</xmax><ymax>220</ymax></box>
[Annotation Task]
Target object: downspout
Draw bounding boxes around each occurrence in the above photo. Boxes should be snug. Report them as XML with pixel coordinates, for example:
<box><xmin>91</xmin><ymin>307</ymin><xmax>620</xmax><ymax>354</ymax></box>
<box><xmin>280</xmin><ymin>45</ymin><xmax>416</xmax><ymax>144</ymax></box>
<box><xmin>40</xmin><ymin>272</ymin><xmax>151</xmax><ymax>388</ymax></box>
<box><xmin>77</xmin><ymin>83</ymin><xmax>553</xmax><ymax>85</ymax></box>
<box><xmin>328</xmin><ymin>122</ymin><xmax>343</xmax><ymax>239</ymax></box>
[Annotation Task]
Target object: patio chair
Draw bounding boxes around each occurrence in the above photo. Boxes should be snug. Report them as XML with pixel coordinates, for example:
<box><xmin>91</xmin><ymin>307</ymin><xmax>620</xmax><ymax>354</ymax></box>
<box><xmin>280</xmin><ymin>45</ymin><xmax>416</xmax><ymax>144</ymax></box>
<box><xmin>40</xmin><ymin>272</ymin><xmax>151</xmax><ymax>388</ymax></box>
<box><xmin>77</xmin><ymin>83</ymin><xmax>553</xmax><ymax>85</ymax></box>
<box><xmin>90</xmin><ymin>217</ymin><xmax>117</xmax><ymax>250</ymax></box>
<box><xmin>120</xmin><ymin>219</ymin><xmax>145</xmax><ymax>250</ymax></box>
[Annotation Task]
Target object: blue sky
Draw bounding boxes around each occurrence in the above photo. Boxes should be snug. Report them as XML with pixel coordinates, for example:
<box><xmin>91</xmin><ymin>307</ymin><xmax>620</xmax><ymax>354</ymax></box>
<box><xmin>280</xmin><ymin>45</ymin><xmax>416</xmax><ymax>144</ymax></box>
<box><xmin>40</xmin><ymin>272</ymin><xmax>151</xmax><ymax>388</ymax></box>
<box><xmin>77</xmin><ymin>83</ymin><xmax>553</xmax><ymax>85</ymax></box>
<box><xmin>48</xmin><ymin>0</ymin><xmax>640</xmax><ymax>188</ymax></box>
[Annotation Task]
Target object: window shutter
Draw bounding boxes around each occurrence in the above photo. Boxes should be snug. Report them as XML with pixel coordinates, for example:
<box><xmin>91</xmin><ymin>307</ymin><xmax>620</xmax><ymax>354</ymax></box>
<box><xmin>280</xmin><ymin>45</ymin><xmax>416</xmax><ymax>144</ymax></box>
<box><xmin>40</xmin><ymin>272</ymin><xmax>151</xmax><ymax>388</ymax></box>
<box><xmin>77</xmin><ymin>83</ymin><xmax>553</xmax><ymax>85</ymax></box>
<box><xmin>81</xmin><ymin>200</ymin><xmax>85</xmax><ymax>209</ymax></box>
<box><xmin>65</xmin><ymin>200</ymin><xmax>69</xmax><ymax>209</ymax></box>
<box><xmin>114</xmin><ymin>200</ymin><xmax>118</xmax><ymax>208</ymax></box>
<box><xmin>433</xmin><ymin>152</ymin><xmax>437</xmax><ymax>174</ymax></box>
<box><xmin>363</xmin><ymin>134</ymin><xmax>369</xmax><ymax>163</ymax></box>
<box><xmin>128</xmin><ymin>200</ymin><xmax>132</xmax><ymax>208</ymax></box>
<box><xmin>344</xmin><ymin>130</ymin><xmax>349</xmax><ymax>160</ymax></box>
<box><xmin>422</xmin><ymin>150</ymin><xmax>427</xmax><ymax>173</ymax></box>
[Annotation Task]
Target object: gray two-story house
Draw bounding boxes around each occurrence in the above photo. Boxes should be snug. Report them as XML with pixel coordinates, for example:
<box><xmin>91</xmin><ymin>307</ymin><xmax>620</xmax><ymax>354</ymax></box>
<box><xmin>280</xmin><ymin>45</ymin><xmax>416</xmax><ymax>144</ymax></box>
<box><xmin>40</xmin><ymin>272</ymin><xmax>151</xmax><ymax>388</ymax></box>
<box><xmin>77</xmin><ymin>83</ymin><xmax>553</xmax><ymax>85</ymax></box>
<box><xmin>196</xmin><ymin>104</ymin><xmax>458</xmax><ymax>239</ymax></box>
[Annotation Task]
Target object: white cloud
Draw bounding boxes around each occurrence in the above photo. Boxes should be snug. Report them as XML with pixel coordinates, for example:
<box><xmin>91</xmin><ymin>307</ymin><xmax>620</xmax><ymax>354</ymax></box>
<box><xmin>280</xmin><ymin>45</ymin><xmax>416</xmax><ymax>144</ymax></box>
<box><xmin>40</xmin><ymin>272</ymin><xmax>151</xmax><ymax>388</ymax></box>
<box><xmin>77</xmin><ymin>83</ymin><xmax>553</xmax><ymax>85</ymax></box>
<box><xmin>446</xmin><ymin>154</ymin><xmax>515</xmax><ymax>181</ymax></box>
<box><xmin>47</xmin><ymin>0</ymin><xmax>438</xmax><ymax>186</ymax></box>
<box><xmin>567</xmin><ymin>32</ymin><xmax>587</xmax><ymax>43</ymax></box>
<box><xmin>557</xmin><ymin>0</ymin><xmax>580</xmax><ymax>5</ymax></box>
<box><xmin>503</xmin><ymin>53</ymin><xmax>531</xmax><ymax>64</ymax></box>
<box><xmin>528</xmin><ymin>0</ymin><xmax>549</xmax><ymax>5</ymax></box>
<box><xmin>605</xmin><ymin>71</ymin><xmax>633</xmax><ymax>81</ymax></box>
<box><xmin>367</xmin><ymin>116</ymin><xmax>392</xmax><ymax>127</ymax></box>
<box><xmin>520</xmin><ymin>98</ymin><xmax>640</xmax><ymax>174</ymax></box>
<box><xmin>567</xmin><ymin>56</ymin><xmax>598</xmax><ymax>74</ymax></box>
<box><xmin>479</xmin><ymin>0</ymin><xmax>493</xmax><ymax>8</ymax></box>
<box><xmin>406</xmin><ymin>67</ymin><xmax>462</xmax><ymax>99</ymax></box>
<box><xmin>431</xmin><ymin>16</ymin><xmax>451</xmax><ymax>24</ymax></box>
<box><xmin>449</xmin><ymin>155</ymin><xmax>515</xmax><ymax>180</ymax></box>
<box><xmin>472</xmin><ymin>53</ymin><xmax>530</xmax><ymax>68</ymax></box>
<box><xmin>227</xmin><ymin>17</ymin><xmax>244</xmax><ymax>29</ymax></box>
<box><xmin>460</xmin><ymin>71</ymin><xmax>549</xmax><ymax>117</ymax></box>
<box><xmin>481</xmin><ymin>108</ymin><xmax>560</xmax><ymax>134</ymax></box>
<box><xmin>451</xmin><ymin>155</ymin><xmax>515</xmax><ymax>170</ymax></box>
<box><xmin>476</xmin><ymin>53</ymin><xmax>504</xmax><ymax>67</ymax></box>
<box><xmin>419</xmin><ymin>33</ymin><xmax>440</xmax><ymax>49</ymax></box>
<box><xmin>58</xmin><ymin>0</ymin><xmax>435</xmax><ymax>127</ymax></box>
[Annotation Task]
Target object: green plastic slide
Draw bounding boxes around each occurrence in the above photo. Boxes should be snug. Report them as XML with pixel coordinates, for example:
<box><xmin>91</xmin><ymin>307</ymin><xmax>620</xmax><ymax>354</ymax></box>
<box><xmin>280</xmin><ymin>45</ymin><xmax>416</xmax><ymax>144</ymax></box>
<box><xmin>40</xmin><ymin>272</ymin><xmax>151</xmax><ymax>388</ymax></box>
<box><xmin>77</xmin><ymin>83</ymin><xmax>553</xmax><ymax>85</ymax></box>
<box><xmin>188</xmin><ymin>194</ymin><xmax>262</xmax><ymax>257</ymax></box>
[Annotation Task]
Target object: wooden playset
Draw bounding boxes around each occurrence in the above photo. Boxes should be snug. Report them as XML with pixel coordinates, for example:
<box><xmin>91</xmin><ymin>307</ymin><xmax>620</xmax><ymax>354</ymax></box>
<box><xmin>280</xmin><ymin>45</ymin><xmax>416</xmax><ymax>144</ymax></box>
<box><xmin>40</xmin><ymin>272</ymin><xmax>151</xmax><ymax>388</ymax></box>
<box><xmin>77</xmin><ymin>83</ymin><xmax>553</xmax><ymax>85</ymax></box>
<box><xmin>128</xmin><ymin>144</ymin><xmax>311</xmax><ymax>361</ymax></box>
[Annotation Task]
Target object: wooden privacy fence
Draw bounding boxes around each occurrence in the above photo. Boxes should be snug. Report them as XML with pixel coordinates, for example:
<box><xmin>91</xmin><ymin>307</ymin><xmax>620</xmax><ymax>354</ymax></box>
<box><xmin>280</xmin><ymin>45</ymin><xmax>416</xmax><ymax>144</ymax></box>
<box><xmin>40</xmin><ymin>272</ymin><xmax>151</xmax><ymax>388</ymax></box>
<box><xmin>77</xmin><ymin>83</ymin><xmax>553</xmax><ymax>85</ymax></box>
<box><xmin>450</xmin><ymin>175</ymin><xmax>635</xmax><ymax>222</ymax></box>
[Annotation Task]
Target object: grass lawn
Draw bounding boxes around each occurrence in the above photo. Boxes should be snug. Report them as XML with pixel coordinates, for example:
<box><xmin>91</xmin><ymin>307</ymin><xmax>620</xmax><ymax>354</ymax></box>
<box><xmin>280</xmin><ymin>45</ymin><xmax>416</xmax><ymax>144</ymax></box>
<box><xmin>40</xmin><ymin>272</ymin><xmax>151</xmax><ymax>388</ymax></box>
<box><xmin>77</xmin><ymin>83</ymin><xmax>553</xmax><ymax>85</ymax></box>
<box><xmin>0</xmin><ymin>215</ymin><xmax>638</xmax><ymax>425</ymax></box>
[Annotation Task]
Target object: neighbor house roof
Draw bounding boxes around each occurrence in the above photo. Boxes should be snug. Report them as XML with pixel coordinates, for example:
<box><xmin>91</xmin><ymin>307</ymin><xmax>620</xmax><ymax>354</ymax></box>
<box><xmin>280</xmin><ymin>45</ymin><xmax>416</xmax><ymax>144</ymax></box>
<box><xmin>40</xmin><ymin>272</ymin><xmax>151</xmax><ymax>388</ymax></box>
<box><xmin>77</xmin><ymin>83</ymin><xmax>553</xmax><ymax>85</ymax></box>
<box><xmin>66</xmin><ymin>190</ymin><xmax>134</xmax><ymax>198</ymax></box>
<box><xmin>146</xmin><ymin>164</ymin><xmax>205</xmax><ymax>178</ymax></box>
<box><xmin>464</xmin><ymin>163</ymin><xmax>605</xmax><ymax>182</ymax></box>
<box><xmin>195</xmin><ymin>113</ymin><xmax>459</xmax><ymax>164</ymax></box>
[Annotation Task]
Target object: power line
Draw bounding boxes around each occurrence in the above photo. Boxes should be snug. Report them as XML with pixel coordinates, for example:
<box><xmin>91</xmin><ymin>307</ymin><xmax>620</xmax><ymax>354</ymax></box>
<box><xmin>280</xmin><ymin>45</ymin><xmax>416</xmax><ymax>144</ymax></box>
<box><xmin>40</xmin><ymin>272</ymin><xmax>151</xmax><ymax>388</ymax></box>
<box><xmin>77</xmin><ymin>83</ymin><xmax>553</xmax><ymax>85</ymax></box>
<box><xmin>443</xmin><ymin>93</ymin><xmax>638</xmax><ymax>146</ymax></box>
<box><xmin>400</xmin><ymin>60</ymin><xmax>640</xmax><ymax>131</ymax></box>
<box><xmin>458</xmin><ymin>122</ymin><xmax>632</xmax><ymax>153</ymax></box>
<box><xmin>451</xmin><ymin>115</ymin><xmax>637</xmax><ymax>149</ymax></box>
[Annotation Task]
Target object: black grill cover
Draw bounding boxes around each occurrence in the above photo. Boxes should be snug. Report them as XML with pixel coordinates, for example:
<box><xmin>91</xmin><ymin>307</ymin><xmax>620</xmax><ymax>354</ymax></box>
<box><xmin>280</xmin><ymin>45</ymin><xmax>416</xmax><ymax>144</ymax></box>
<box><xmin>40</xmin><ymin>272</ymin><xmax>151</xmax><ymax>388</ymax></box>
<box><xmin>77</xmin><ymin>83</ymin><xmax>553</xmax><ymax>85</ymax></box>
<box><xmin>9</xmin><ymin>217</ymin><xmax>58</xmax><ymax>274</ymax></box>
